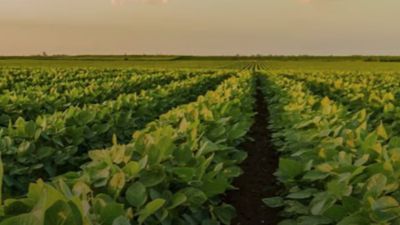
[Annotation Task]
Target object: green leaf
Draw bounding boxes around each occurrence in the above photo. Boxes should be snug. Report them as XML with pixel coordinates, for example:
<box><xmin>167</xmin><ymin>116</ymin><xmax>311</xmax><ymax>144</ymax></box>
<box><xmin>287</xmin><ymin>189</ymin><xmax>316</xmax><ymax>199</ymax></box>
<box><xmin>371</xmin><ymin>196</ymin><xmax>399</xmax><ymax>211</ymax></box>
<box><xmin>15</xmin><ymin>117</ymin><xmax>26</xmax><ymax>133</ymax></box>
<box><xmin>146</xmin><ymin>127</ymin><xmax>175</xmax><ymax>165</ymax></box>
<box><xmin>122</xmin><ymin>161</ymin><xmax>141</xmax><ymax>179</ymax></box>
<box><xmin>376</xmin><ymin>122</ymin><xmax>389</xmax><ymax>140</ymax></box>
<box><xmin>337</xmin><ymin>215</ymin><xmax>370</xmax><ymax>225</ymax></box>
<box><xmin>17</xmin><ymin>141</ymin><xmax>31</xmax><ymax>156</ymax></box>
<box><xmin>278</xmin><ymin>158</ymin><xmax>304</xmax><ymax>180</ymax></box>
<box><xmin>182</xmin><ymin>188</ymin><xmax>207</xmax><ymax>206</ymax></box>
<box><xmin>138</xmin><ymin>199</ymin><xmax>166</xmax><ymax>225</ymax></box>
<box><xmin>354</xmin><ymin>154</ymin><xmax>369</xmax><ymax>166</ymax></box>
<box><xmin>263</xmin><ymin>197</ymin><xmax>284</xmax><ymax>208</ymax></box>
<box><xmin>361</xmin><ymin>132</ymin><xmax>378</xmax><ymax>152</ymax></box>
<box><xmin>366</xmin><ymin>173</ymin><xmax>387</xmax><ymax>197</ymax></box>
<box><xmin>76</xmin><ymin>110</ymin><xmax>95</xmax><ymax>125</ymax></box>
<box><xmin>93</xmin><ymin>194</ymin><xmax>114</xmax><ymax>214</ymax></box>
<box><xmin>99</xmin><ymin>203</ymin><xmax>125</xmax><ymax>225</ymax></box>
<box><xmin>44</xmin><ymin>200</ymin><xmax>83</xmax><ymax>225</ymax></box>
<box><xmin>389</xmin><ymin>137</ymin><xmax>400</xmax><ymax>148</ymax></box>
<box><xmin>126</xmin><ymin>182</ymin><xmax>147</xmax><ymax>208</ymax></box>
<box><xmin>0</xmin><ymin>213</ymin><xmax>41</xmax><ymax>225</ymax></box>
<box><xmin>310</xmin><ymin>193</ymin><xmax>336</xmax><ymax>215</ymax></box>
<box><xmin>303</xmin><ymin>171</ymin><xmax>330</xmax><ymax>181</ymax></box>
<box><xmin>370</xmin><ymin>196</ymin><xmax>400</xmax><ymax>222</ymax></box>
<box><xmin>172</xmin><ymin>167</ymin><xmax>196</xmax><ymax>182</ymax></box>
<box><xmin>316</xmin><ymin>163</ymin><xmax>333</xmax><ymax>173</ymax></box>
<box><xmin>197</xmin><ymin>139</ymin><xmax>221</xmax><ymax>157</ymax></box>
<box><xmin>223</xmin><ymin>166</ymin><xmax>243</xmax><ymax>178</ymax></box>
<box><xmin>200</xmin><ymin>176</ymin><xmax>230</xmax><ymax>197</ymax></box>
<box><xmin>327</xmin><ymin>179</ymin><xmax>352</xmax><ymax>199</ymax></box>
<box><xmin>112</xmin><ymin>216</ymin><xmax>131</xmax><ymax>225</ymax></box>
<box><xmin>342</xmin><ymin>197</ymin><xmax>361</xmax><ymax>214</ymax></box>
<box><xmin>108</xmin><ymin>172</ymin><xmax>126</xmax><ymax>197</ymax></box>
<box><xmin>37</xmin><ymin>147</ymin><xmax>56</xmax><ymax>160</ymax></box>
<box><xmin>227</xmin><ymin>121</ymin><xmax>249</xmax><ymax>140</ymax></box>
<box><xmin>25</xmin><ymin>121</ymin><xmax>37</xmax><ymax>138</ymax></box>
<box><xmin>168</xmin><ymin>193</ymin><xmax>187</xmax><ymax>209</ymax></box>
<box><xmin>213</xmin><ymin>204</ymin><xmax>236</xmax><ymax>225</ymax></box>
<box><xmin>139</xmin><ymin>168</ymin><xmax>166</xmax><ymax>187</ymax></box>
<box><xmin>323</xmin><ymin>205</ymin><xmax>347</xmax><ymax>222</ymax></box>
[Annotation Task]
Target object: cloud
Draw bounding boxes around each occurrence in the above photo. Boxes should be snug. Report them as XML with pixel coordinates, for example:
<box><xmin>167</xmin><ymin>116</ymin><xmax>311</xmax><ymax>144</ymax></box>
<box><xmin>111</xmin><ymin>0</ymin><xmax>169</xmax><ymax>5</ymax></box>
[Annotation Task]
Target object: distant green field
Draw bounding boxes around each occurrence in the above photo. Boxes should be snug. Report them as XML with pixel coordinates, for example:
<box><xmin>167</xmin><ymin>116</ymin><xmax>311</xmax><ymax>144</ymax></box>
<box><xmin>0</xmin><ymin>59</ymin><xmax>231</xmax><ymax>69</ymax></box>
<box><xmin>1</xmin><ymin>55</ymin><xmax>400</xmax><ymax>71</ymax></box>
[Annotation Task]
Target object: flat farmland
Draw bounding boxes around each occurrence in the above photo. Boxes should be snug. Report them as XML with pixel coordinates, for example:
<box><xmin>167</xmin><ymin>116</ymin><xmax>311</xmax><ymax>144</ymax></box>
<box><xmin>1</xmin><ymin>57</ymin><xmax>400</xmax><ymax>224</ymax></box>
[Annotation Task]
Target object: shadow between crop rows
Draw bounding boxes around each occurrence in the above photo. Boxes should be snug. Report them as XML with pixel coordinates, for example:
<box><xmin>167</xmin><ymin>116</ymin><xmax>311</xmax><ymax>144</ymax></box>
<box><xmin>226</xmin><ymin>76</ymin><xmax>281</xmax><ymax>225</ymax></box>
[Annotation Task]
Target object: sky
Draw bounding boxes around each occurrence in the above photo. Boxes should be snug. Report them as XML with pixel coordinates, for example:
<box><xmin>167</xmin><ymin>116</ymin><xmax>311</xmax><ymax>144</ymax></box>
<box><xmin>1</xmin><ymin>0</ymin><xmax>400</xmax><ymax>55</ymax></box>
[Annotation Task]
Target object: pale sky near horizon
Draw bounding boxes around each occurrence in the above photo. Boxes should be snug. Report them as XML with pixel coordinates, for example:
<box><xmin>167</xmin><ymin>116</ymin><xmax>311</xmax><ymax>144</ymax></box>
<box><xmin>1</xmin><ymin>0</ymin><xmax>400</xmax><ymax>55</ymax></box>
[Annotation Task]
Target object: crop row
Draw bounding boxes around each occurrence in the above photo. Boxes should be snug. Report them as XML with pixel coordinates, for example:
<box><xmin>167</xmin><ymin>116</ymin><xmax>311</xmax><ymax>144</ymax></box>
<box><xmin>0</xmin><ymin>72</ymin><xmax>255</xmax><ymax>225</ymax></box>
<box><xmin>1</xmin><ymin>68</ymin><xmax>217</xmax><ymax>93</ymax></box>
<box><xmin>262</xmin><ymin>72</ymin><xmax>400</xmax><ymax>224</ymax></box>
<box><xmin>6</xmin><ymin>70</ymin><xmax>213</xmax><ymax>95</ymax></box>
<box><xmin>0</xmin><ymin>68</ymin><xmax>142</xmax><ymax>92</ymax></box>
<box><xmin>0</xmin><ymin>68</ymin><xmax>177</xmax><ymax>90</ymax></box>
<box><xmin>0</xmin><ymin>72</ymin><xmax>230</xmax><ymax>194</ymax></box>
<box><xmin>0</xmin><ymin>70</ymin><xmax>210</xmax><ymax>123</ymax></box>
<box><xmin>286</xmin><ymin>72</ymin><xmax>399</xmax><ymax>124</ymax></box>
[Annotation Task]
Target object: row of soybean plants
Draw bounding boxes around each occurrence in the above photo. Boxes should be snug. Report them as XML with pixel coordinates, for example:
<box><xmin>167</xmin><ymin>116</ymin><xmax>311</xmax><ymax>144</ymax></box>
<box><xmin>0</xmin><ymin>68</ymin><xmax>145</xmax><ymax>91</ymax></box>
<box><xmin>0</xmin><ymin>71</ymin><xmax>231</xmax><ymax>194</ymax></box>
<box><xmin>0</xmin><ymin>69</ymin><xmax>210</xmax><ymax>123</ymax></box>
<box><xmin>0</xmin><ymin>68</ymin><xmax>115</xmax><ymax>92</ymax></box>
<box><xmin>240</xmin><ymin>62</ymin><xmax>268</xmax><ymax>71</ymax></box>
<box><xmin>1</xmin><ymin>68</ymin><xmax>216</xmax><ymax>93</ymax></box>
<box><xmin>261</xmin><ymin>72</ymin><xmax>400</xmax><ymax>225</ymax></box>
<box><xmin>284</xmin><ymin>71</ymin><xmax>400</xmax><ymax>126</ymax></box>
<box><xmin>0</xmin><ymin>72</ymin><xmax>255</xmax><ymax>225</ymax></box>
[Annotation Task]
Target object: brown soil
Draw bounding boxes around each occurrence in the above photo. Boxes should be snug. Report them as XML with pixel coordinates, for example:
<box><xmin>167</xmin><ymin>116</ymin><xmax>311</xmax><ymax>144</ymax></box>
<box><xmin>225</xmin><ymin>78</ymin><xmax>281</xmax><ymax>225</ymax></box>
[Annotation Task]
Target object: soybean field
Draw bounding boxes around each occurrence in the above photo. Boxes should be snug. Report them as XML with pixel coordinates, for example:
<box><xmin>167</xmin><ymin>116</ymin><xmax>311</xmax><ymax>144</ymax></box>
<box><xmin>1</xmin><ymin>59</ymin><xmax>400</xmax><ymax>225</ymax></box>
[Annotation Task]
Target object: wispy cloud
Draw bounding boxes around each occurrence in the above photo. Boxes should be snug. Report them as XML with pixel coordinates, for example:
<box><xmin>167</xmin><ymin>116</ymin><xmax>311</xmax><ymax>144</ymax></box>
<box><xmin>111</xmin><ymin>0</ymin><xmax>169</xmax><ymax>5</ymax></box>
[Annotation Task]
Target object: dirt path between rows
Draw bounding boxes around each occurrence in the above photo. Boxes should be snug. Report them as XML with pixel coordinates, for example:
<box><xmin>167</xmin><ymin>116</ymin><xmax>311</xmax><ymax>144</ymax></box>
<box><xmin>225</xmin><ymin>77</ymin><xmax>281</xmax><ymax>225</ymax></box>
